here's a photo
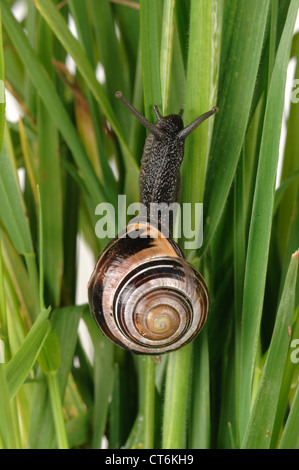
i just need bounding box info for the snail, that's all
[88,91,218,355]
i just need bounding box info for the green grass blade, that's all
[90,0,130,133]
[279,376,299,449]
[140,0,162,120]
[32,0,139,201]
[47,372,69,449]
[189,330,210,448]
[239,0,299,439]
[242,250,298,448]
[270,306,299,447]
[0,365,18,448]
[0,5,5,152]
[201,0,270,254]
[174,0,190,71]
[28,305,83,448]
[162,344,192,449]
[160,0,175,114]
[5,307,51,400]
[1,2,106,206]
[277,32,299,259]
[83,309,114,449]
[139,356,156,449]
[1,229,37,322]
[68,0,117,193]
[37,20,63,308]
[0,143,34,258]
[182,0,220,206]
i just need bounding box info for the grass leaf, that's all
[242,251,298,448]
[239,0,299,438]
[5,307,51,400]
[201,0,270,254]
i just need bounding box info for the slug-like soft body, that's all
[88,92,218,355]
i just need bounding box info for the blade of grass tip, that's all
[239,0,299,440]
[242,250,299,449]
[200,0,270,256]
[160,0,175,115]
[0,5,5,152]
[140,0,162,120]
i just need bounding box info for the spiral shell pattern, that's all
[88,219,209,354]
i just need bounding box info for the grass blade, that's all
[242,250,298,448]
[162,344,192,449]
[160,0,175,114]
[0,143,34,258]
[37,19,63,308]
[277,32,299,259]
[5,307,51,400]
[0,365,18,448]
[189,331,210,448]
[1,1,106,206]
[32,0,139,201]
[201,0,270,254]
[239,0,299,439]
[279,377,299,448]
[140,0,162,119]
[83,309,114,449]
[28,305,83,448]
[182,0,220,205]
[0,5,5,152]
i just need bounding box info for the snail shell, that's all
[88,219,209,355]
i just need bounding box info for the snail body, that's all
[88,92,218,354]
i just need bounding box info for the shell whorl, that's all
[88,219,209,355]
